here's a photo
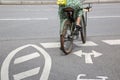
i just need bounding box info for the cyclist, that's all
[58,0,84,35]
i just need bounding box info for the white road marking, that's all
[14,52,40,64]
[77,74,108,80]
[0,18,48,21]
[89,16,120,19]
[40,42,60,48]
[102,39,120,45]
[13,67,40,80]
[40,41,98,48]
[1,44,52,80]
[73,50,102,64]
[74,41,98,47]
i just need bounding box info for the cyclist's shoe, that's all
[76,25,82,32]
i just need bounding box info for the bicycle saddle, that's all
[63,7,74,12]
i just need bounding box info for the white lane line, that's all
[88,16,120,19]
[0,18,48,21]
[102,39,120,45]
[40,41,98,48]
[74,41,98,47]
[13,67,40,80]
[14,52,40,64]
[40,42,60,48]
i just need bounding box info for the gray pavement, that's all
[0,3,120,80]
[0,3,120,40]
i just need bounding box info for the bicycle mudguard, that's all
[60,19,68,35]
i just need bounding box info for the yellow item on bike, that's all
[57,0,67,5]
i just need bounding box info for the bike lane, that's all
[0,36,120,80]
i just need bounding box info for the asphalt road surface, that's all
[0,3,120,80]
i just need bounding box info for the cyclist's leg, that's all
[73,10,83,36]
[75,9,83,28]
[76,16,81,26]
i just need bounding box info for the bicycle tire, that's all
[80,15,86,44]
[60,19,73,54]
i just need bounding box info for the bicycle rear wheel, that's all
[60,19,73,54]
[80,15,86,44]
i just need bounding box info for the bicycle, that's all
[60,4,91,55]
